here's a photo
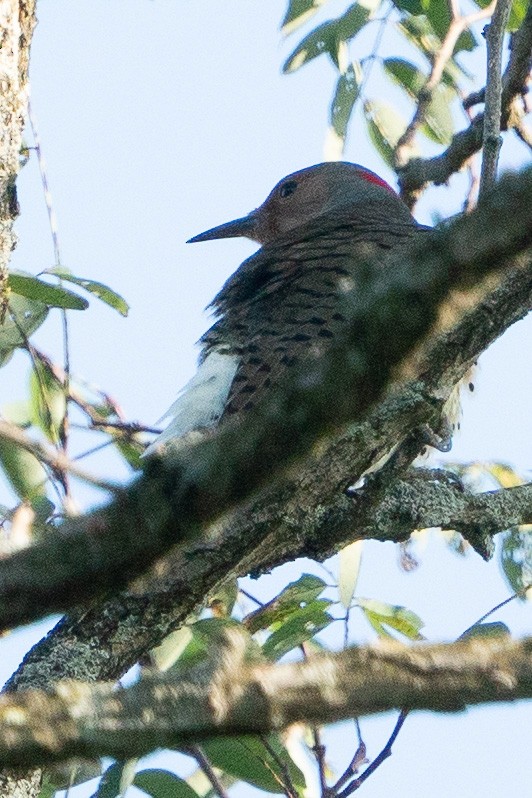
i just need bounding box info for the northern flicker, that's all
[145,161,432,455]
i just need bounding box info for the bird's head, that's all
[188,162,404,246]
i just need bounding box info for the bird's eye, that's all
[279,180,298,198]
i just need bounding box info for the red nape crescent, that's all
[356,167,396,194]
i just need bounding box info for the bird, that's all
[144,161,433,456]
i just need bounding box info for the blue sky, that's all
[0,2,530,796]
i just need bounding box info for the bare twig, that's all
[28,101,73,499]
[311,725,328,797]
[258,735,298,798]
[186,746,230,798]
[479,0,514,197]
[394,1,497,170]
[337,711,408,796]
[514,118,532,149]
[399,2,532,204]
[0,420,119,492]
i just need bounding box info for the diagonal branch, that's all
[0,168,530,633]
[395,1,497,170]
[399,2,532,206]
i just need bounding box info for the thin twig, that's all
[479,0,514,198]
[89,419,162,435]
[330,720,367,794]
[186,745,230,798]
[0,420,119,492]
[259,735,299,798]
[463,585,531,631]
[399,2,532,204]
[395,1,497,170]
[337,711,408,796]
[514,118,532,149]
[28,100,73,498]
[311,725,328,797]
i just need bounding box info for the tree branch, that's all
[0,635,529,767]
[0,0,36,318]
[0,421,119,492]
[479,0,514,197]
[395,1,497,170]
[0,167,529,634]
[399,3,532,205]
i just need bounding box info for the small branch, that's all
[514,118,532,149]
[258,735,298,798]
[0,637,529,767]
[399,2,532,204]
[186,746,230,798]
[337,711,408,796]
[395,2,497,169]
[344,472,532,560]
[0,420,120,492]
[479,0,514,198]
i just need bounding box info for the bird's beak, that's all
[187,210,259,243]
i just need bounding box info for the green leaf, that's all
[281,0,330,36]
[36,781,56,798]
[357,598,424,640]
[246,573,327,633]
[262,600,333,660]
[474,0,525,32]
[397,14,441,57]
[485,462,524,488]
[167,618,263,678]
[135,769,200,798]
[459,622,511,641]
[338,540,363,609]
[508,0,528,31]
[30,357,66,445]
[8,272,88,310]
[0,295,48,366]
[390,0,424,13]
[383,56,425,94]
[46,268,129,317]
[201,736,306,794]
[0,438,48,501]
[330,61,361,141]
[422,85,454,144]
[150,626,194,672]
[115,438,144,470]
[383,57,455,144]
[1,400,32,426]
[501,527,532,594]
[283,3,371,73]
[283,19,339,72]
[364,99,407,168]
[92,761,137,798]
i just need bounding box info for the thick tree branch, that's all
[2,168,531,721]
[399,3,532,205]
[0,167,530,634]
[317,470,532,560]
[0,635,529,767]
[0,0,35,314]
